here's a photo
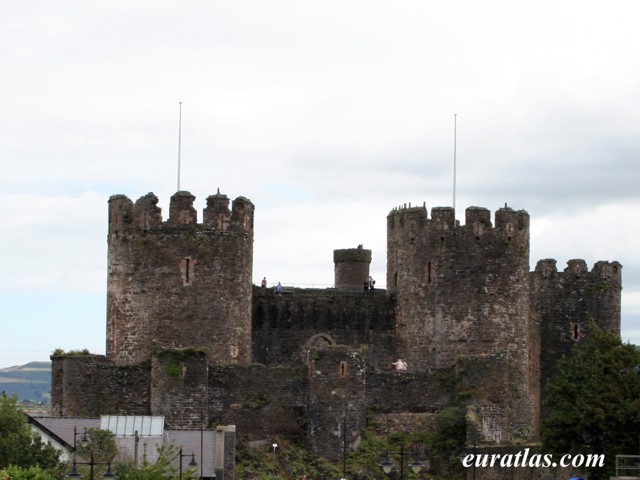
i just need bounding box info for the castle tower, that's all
[387,205,530,367]
[387,204,536,441]
[333,247,372,290]
[532,258,622,406]
[306,346,367,461]
[106,190,254,366]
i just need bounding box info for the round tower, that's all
[387,204,536,441]
[106,190,254,366]
[333,247,372,290]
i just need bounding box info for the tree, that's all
[0,465,56,480]
[0,394,59,470]
[75,428,119,464]
[114,444,198,480]
[542,324,640,479]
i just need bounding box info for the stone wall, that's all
[208,363,308,440]
[306,346,368,461]
[366,369,454,414]
[150,349,209,428]
[107,191,254,367]
[252,287,397,371]
[50,354,150,417]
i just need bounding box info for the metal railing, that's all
[616,454,640,477]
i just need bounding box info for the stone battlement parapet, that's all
[108,190,254,235]
[388,203,529,235]
[533,258,622,283]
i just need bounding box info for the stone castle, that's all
[51,190,622,463]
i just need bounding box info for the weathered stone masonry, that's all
[51,191,622,463]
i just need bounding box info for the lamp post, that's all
[67,455,116,479]
[178,447,198,480]
[379,444,427,480]
[332,415,354,480]
[331,416,347,479]
[67,427,117,480]
[272,443,278,480]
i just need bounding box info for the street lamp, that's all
[272,443,278,480]
[67,427,117,480]
[178,447,197,480]
[379,444,427,480]
[67,458,116,479]
[332,416,349,479]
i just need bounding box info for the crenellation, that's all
[465,206,492,228]
[593,260,622,282]
[230,196,254,231]
[430,206,456,229]
[534,258,557,278]
[565,258,588,276]
[494,207,529,234]
[168,190,197,225]
[108,194,134,235]
[203,190,230,229]
[133,193,162,230]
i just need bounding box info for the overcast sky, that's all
[1,1,639,368]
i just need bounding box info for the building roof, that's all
[27,416,100,449]
[27,415,221,478]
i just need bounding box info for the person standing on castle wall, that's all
[261,277,267,288]
[392,359,408,371]
[276,282,283,295]
[368,276,376,291]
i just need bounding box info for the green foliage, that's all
[431,406,467,474]
[0,394,60,470]
[542,324,640,480]
[346,415,464,480]
[235,437,338,480]
[114,443,198,480]
[51,349,91,357]
[245,392,271,407]
[163,360,183,377]
[76,428,119,464]
[235,409,466,480]
[0,465,56,480]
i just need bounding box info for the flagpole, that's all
[177,101,182,192]
[453,113,457,211]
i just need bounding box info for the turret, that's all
[333,247,372,290]
[533,258,622,404]
[106,190,254,367]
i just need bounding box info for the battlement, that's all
[533,258,622,283]
[387,203,529,238]
[108,190,254,235]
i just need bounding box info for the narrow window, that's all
[339,361,347,377]
[571,323,581,341]
[180,257,196,286]
[427,262,432,284]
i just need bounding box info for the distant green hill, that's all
[0,361,51,403]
